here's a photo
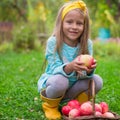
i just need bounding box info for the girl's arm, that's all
[45,37,75,77]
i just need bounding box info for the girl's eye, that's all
[66,20,73,24]
[77,22,83,25]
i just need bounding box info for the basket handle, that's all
[88,79,95,115]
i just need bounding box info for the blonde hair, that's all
[52,1,90,59]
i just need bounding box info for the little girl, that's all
[38,0,103,119]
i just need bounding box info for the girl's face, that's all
[62,9,84,47]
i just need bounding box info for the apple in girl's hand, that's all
[80,101,93,115]
[69,108,81,118]
[95,103,102,113]
[67,100,81,109]
[100,102,109,114]
[103,112,115,118]
[62,105,72,116]
[78,54,94,68]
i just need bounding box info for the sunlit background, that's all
[0,0,120,52]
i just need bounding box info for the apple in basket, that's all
[95,111,102,117]
[95,103,102,113]
[100,102,109,114]
[78,54,94,68]
[80,101,93,115]
[103,112,115,118]
[61,105,72,116]
[67,100,81,109]
[61,100,80,116]
[69,108,81,118]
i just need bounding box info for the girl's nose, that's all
[72,23,77,29]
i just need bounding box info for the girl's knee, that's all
[53,74,69,90]
[46,74,69,97]
[93,74,103,92]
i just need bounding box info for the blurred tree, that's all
[0,0,42,22]
[0,0,119,38]
[0,0,26,22]
[106,0,120,20]
[0,0,119,22]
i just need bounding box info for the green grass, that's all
[0,50,46,119]
[95,56,120,114]
[0,49,120,119]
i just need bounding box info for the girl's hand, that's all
[87,59,97,74]
[64,56,88,74]
[76,59,97,77]
[70,56,89,71]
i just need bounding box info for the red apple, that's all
[80,101,93,115]
[78,54,94,68]
[67,100,81,109]
[103,112,115,118]
[62,105,72,116]
[100,102,109,114]
[95,111,102,117]
[95,103,102,113]
[69,108,81,118]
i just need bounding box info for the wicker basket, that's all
[62,80,120,120]
[63,113,120,120]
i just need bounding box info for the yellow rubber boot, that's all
[40,90,63,120]
[76,92,90,104]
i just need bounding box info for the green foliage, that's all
[0,0,15,21]
[110,18,120,38]
[90,23,98,40]
[0,0,119,34]
[95,1,112,28]
[0,0,25,22]
[0,42,13,53]
[91,0,119,39]
[12,23,37,52]
[0,0,120,49]
[27,0,47,25]
[93,41,120,58]
[43,0,66,33]
[0,0,46,22]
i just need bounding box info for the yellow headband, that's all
[62,1,86,20]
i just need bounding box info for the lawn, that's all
[0,48,120,119]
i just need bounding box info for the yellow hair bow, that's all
[62,1,86,20]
